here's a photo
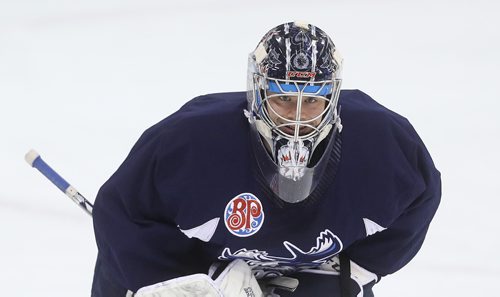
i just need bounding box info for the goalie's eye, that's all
[304,97,318,104]
[278,96,292,102]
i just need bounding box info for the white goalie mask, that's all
[245,22,343,203]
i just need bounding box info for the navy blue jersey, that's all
[91,90,441,296]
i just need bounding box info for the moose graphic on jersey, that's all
[219,229,343,278]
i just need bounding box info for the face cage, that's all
[251,74,342,143]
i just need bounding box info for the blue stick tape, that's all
[32,156,70,193]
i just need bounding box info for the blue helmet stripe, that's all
[268,81,332,96]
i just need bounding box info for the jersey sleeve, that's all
[92,124,212,294]
[345,123,441,278]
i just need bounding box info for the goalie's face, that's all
[266,91,328,137]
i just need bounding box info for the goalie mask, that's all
[245,21,343,203]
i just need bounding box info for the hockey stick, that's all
[24,149,93,216]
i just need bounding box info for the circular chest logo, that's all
[224,193,265,237]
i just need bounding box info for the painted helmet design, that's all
[245,21,343,203]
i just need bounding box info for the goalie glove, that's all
[133,259,263,297]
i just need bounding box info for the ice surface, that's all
[1,0,499,295]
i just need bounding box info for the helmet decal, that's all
[292,51,310,70]
[255,22,342,81]
[268,48,282,70]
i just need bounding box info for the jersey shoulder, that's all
[143,92,247,140]
[339,89,414,137]
[128,92,248,154]
[337,90,439,221]
[338,89,425,156]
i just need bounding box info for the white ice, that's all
[1,0,499,295]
